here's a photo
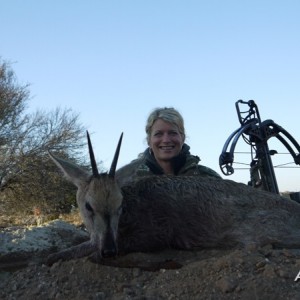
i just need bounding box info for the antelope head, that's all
[49,131,124,257]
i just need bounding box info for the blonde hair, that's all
[145,107,186,144]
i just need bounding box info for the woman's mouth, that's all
[159,146,174,151]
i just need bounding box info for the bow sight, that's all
[219,100,300,194]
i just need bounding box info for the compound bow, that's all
[219,100,300,194]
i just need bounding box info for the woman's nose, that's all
[161,133,172,142]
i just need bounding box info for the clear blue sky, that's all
[1,0,300,192]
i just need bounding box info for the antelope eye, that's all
[85,202,94,212]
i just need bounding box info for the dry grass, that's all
[0,208,83,228]
[59,208,83,226]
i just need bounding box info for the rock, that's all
[216,276,238,293]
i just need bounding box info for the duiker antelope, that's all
[47,132,300,265]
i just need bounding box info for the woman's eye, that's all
[85,202,94,212]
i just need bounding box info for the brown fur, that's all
[118,176,300,252]
[47,153,300,266]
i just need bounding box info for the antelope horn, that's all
[87,131,99,177]
[108,132,123,178]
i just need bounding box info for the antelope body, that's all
[47,132,300,265]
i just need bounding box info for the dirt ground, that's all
[1,220,300,300]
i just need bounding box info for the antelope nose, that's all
[101,227,118,257]
[101,248,117,258]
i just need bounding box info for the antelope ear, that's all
[49,151,90,188]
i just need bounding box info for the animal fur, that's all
[46,132,300,266]
[46,168,300,265]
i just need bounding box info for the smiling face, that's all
[148,119,185,168]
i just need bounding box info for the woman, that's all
[116,107,221,186]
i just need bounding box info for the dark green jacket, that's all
[116,143,222,186]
